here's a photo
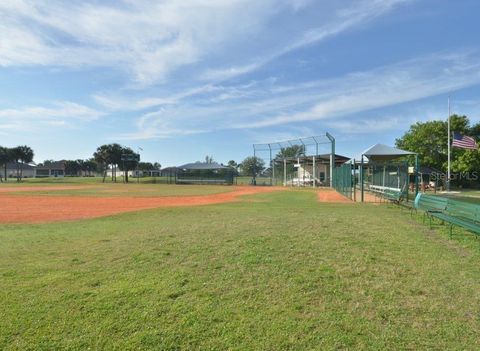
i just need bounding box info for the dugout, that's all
[357,143,419,202]
[252,134,337,187]
[176,162,234,185]
[276,154,350,187]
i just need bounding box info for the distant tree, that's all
[137,162,154,171]
[275,145,305,159]
[94,145,113,183]
[240,156,265,177]
[395,115,471,171]
[396,115,480,187]
[41,160,55,166]
[117,147,139,183]
[227,160,239,176]
[94,144,139,182]
[10,146,34,181]
[65,160,81,176]
[0,147,14,182]
[153,162,161,170]
[470,122,480,139]
[82,159,98,176]
[109,143,124,182]
[205,155,214,164]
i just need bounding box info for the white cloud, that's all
[0,0,298,85]
[201,0,412,81]
[119,51,480,140]
[0,102,104,132]
[0,0,413,86]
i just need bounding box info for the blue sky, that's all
[1,0,480,166]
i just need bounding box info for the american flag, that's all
[452,132,478,149]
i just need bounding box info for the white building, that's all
[0,162,36,179]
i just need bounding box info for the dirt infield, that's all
[317,188,352,203]
[0,187,280,224]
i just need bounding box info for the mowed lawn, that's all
[2,183,235,198]
[1,190,480,350]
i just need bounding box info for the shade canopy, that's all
[178,162,228,170]
[361,143,416,162]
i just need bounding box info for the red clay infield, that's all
[0,186,281,224]
[317,188,352,203]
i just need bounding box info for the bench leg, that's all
[449,224,453,239]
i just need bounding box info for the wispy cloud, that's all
[0,0,413,86]
[201,0,412,81]
[0,101,104,132]
[0,0,305,86]
[118,51,480,140]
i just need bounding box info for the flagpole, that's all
[447,96,451,192]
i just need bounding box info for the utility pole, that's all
[447,97,451,192]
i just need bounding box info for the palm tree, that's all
[12,146,34,181]
[10,146,23,182]
[94,145,111,183]
[109,143,124,182]
[0,147,11,182]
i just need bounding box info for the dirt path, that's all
[317,188,352,203]
[0,187,280,224]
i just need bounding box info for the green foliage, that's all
[0,147,15,181]
[275,145,305,159]
[137,162,154,171]
[94,144,142,183]
[240,156,265,176]
[6,145,34,181]
[396,115,480,178]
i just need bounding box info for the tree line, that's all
[93,143,160,183]
[0,145,34,182]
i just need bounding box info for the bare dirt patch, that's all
[317,188,352,203]
[0,187,280,224]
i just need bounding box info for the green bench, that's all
[414,193,480,237]
[383,188,405,203]
[369,185,406,203]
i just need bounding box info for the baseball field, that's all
[1,181,479,350]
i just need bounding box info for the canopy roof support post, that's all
[312,156,316,188]
[326,132,335,188]
[353,159,356,202]
[283,158,287,186]
[415,154,419,197]
[360,156,364,203]
[268,144,273,186]
[253,145,256,186]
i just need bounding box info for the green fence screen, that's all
[333,162,353,200]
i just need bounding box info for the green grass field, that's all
[1,187,480,350]
[4,183,235,198]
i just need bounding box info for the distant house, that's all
[143,170,161,177]
[160,167,178,176]
[105,169,162,178]
[36,161,66,178]
[105,169,124,178]
[131,169,162,177]
[0,162,36,179]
